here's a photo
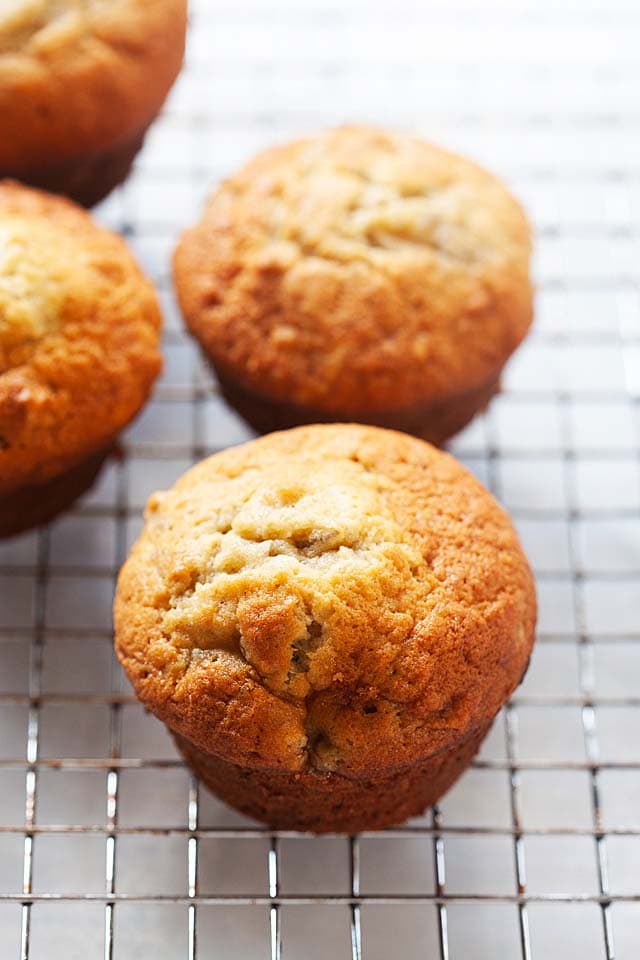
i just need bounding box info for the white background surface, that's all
[1,0,640,956]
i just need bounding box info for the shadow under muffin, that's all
[173,721,492,833]
[214,364,500,446]
[0,446,113,539]
[5,128,149,210]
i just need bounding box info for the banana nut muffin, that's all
[0,0,187,206]
[173,125,533,444]
[0,181,161,536]
[115,423,536,833]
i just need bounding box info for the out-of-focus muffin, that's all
[115,424,536,833]
[0,0,187,206]
[0,181,161,535]
[174,125,533,444]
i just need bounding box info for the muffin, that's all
[0,0,187,207]
[114,423,536,833]
[173,125,533,445]
[0,181,161,536]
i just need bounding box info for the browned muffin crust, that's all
[174,126,533,438]
[0,0,187,205]
[115,424,536,829]
[0,181,161,503]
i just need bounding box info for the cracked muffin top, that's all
[174,125,533,414]
[115,424,536,777]
[0,181,161,494]
[0,0,186,169]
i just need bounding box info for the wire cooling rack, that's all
[2,0,640,957]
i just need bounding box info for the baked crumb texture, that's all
[0,181,161,499]
[174,125,533,439]
[115,424,536,831]
[0,0,187,204]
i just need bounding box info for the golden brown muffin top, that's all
[0,0,186,168]
[174,125,533,414]
[115,424,536,777]
[0,181,161,493]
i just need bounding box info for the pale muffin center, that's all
[156,459,429,701]
[0,0,97,51]
[0,218,65,373]
[275,175,488,266]
[261,133,513,268]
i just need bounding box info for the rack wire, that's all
[1,0,640,956]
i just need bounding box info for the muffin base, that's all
[0,448,111,539]
[173,720,491,833]
[1,125,149,208]
[214,367,500,447]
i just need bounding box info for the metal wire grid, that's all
[1,0,640,957]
